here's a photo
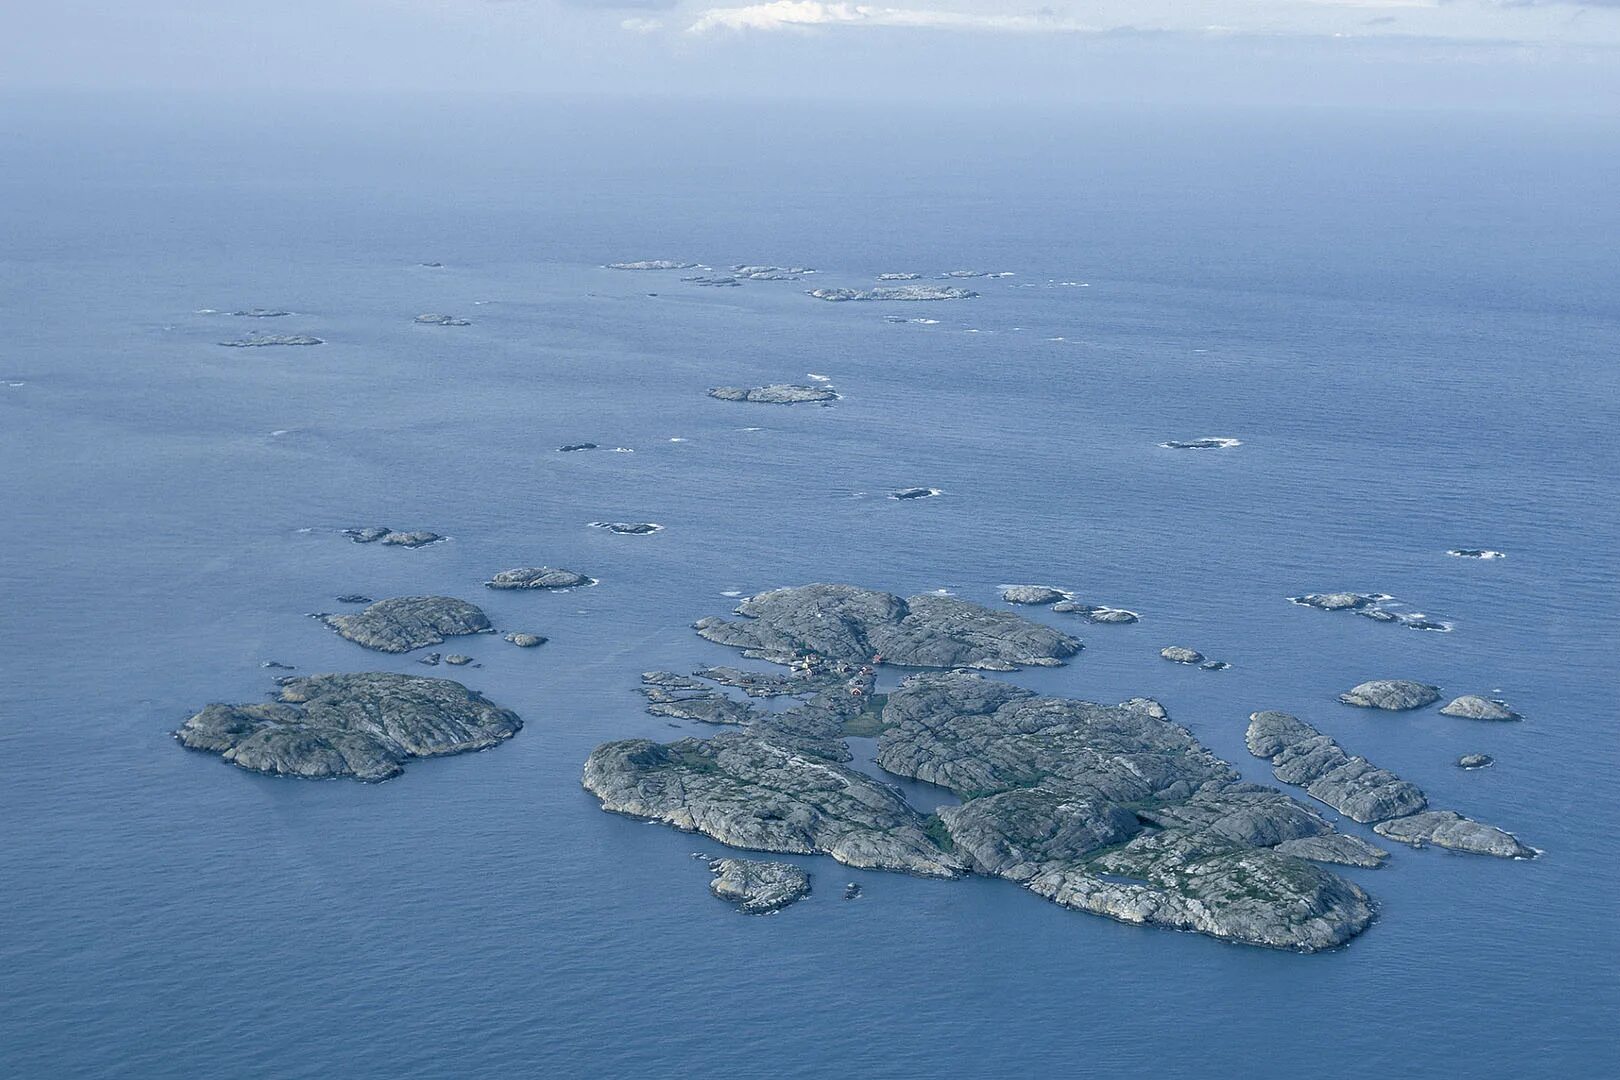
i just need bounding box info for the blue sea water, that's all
[2,95,1618,1078]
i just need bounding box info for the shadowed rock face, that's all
[693,584,1080,671]
[1247,710,1531,858]
[175,672,521,781]
[486,567,593,590]
[708,858,810,913]
[708,385,838,404]
[320,596,491,653]
[1339,680,1441,711]
[875,673,1372,951]
[1440,695,1520,721]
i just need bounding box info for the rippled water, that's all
[3,96,1618,1078]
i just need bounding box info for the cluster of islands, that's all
[179,263,1529,945]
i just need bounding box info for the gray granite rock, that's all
[1160,437,1240,450]
[1457,754,1494,770]
[583,732,965,877]
[175,672,520,781]
[876,673,1372,951]
[319,596,491,653]
[645,693,765,727]
[413,313,470,326]
[444,655,473,666]
[1001,585,1065,606]
[589,521,662,535]
[707,858,811,913]
[608,260,700,270]
[505,632,546,648]
[1292,592,1374,611]
[343,527,443,547]
[1050,601,1139,624]
[1373,811,1534,859]
[1246,710,1427,823]
[1339,680,1441,711]
[558,443,598,452]
[1272,834,1389,868]
[219,333,323,347]
[809,286,977,302]
[1160,646,1205,665]
[486,567,594,590]
[693,584,1080,670]
[1440,695,1520,721]
[708,384,838,404]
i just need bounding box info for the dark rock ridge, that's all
[692,584,1080,671]
[344,527,444,547]
[890,487,940,500]
[1000,584,1138,624]
[708,858,811,913]
[414,313,470,326]
[229,308,292,317]
[1339,680,1441,711]
[319,596,492,653]
[558,443,598,452]
[175,672,520,781]
[1447,549,1505,559]
[1440,695,1519,721]
[871,673,1374,950]
[335,594,372,604]
[589,521,663,535]
[810,286,977,302]
[219,334,323,347]
[1247,710,1532,858]
[486,567,594,590]
[708,384,838,404]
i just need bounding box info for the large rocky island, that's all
[584,585,1391,952]
[176,672,522,781]
[319,596,492,652]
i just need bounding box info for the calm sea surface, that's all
[2,96,1617,1078]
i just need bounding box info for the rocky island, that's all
[1161,437,1242,450]
[319,596,492,652]
[1000,584,1138,624]
[1247,710,1531,858]
[1338,680,1441,711]
[608,260,701,270]
[1289,593,1451,632]
[175,672,521,781]
[486,567,594,590]
[344,527,444,547]
[219,334,323,347]
[589,521,663,535]
[708,384,839,404]
[414,313,471,326]
[809,286,977,302]
[1440,695,1520,720]
[707,858,811,913]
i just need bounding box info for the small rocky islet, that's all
[219,333,324,347]
[1338,680,1442,711]
[810,285,977,302]
[414,313,471,326]
[707,858,811,914]
[1289,592,1451,632]
[486,567,594,590]
[1001,584,1139,624]
[343,527,444,547]
[175,672,521,781]
[318,595,492,653]
[708,384,838,405]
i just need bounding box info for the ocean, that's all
[2,94,1617,1078]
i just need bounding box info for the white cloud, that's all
[685,2,1097,34]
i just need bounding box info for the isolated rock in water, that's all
[583,732,966,877]
[608,260,701,270]
[418,653,441,666]
[1161,437,1241,450]
[1292,592,1373,611]
[877,673,1373,951]
[1272,834,1389,869]
[1339,680,1441,711]
[175,672,521,781]
[809,286,977,302]
[229,308,291,318]
[1447,549,1505,559]
[219,334,323,347]
[505,632,546,648]
[890,487,940,501]
[320,596,491,653]
[1246,710,1427,823]
[1458,754,1494,770]
[486,567,593,590]
[877,272,921,281]
[1050,600,1139,624]
[414,313,471,326]
[444,655,473,666]
[558,443,598,452]
[1160,646,1205,665]
[1002,585,1065,606]
[589,521,662,535]
[335,594,372,604]
[707,858,811,913]
[343,527,442,547]
[380,530,443,548]
[694,584,1080,670]
[1373,811,1534,859]
[1248,710,1530,857]
[1440,695,1520,721]
[708,384,838,404]
[684,275,740,287]
[731,265,814,280]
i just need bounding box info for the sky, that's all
[4,0,1620,112]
